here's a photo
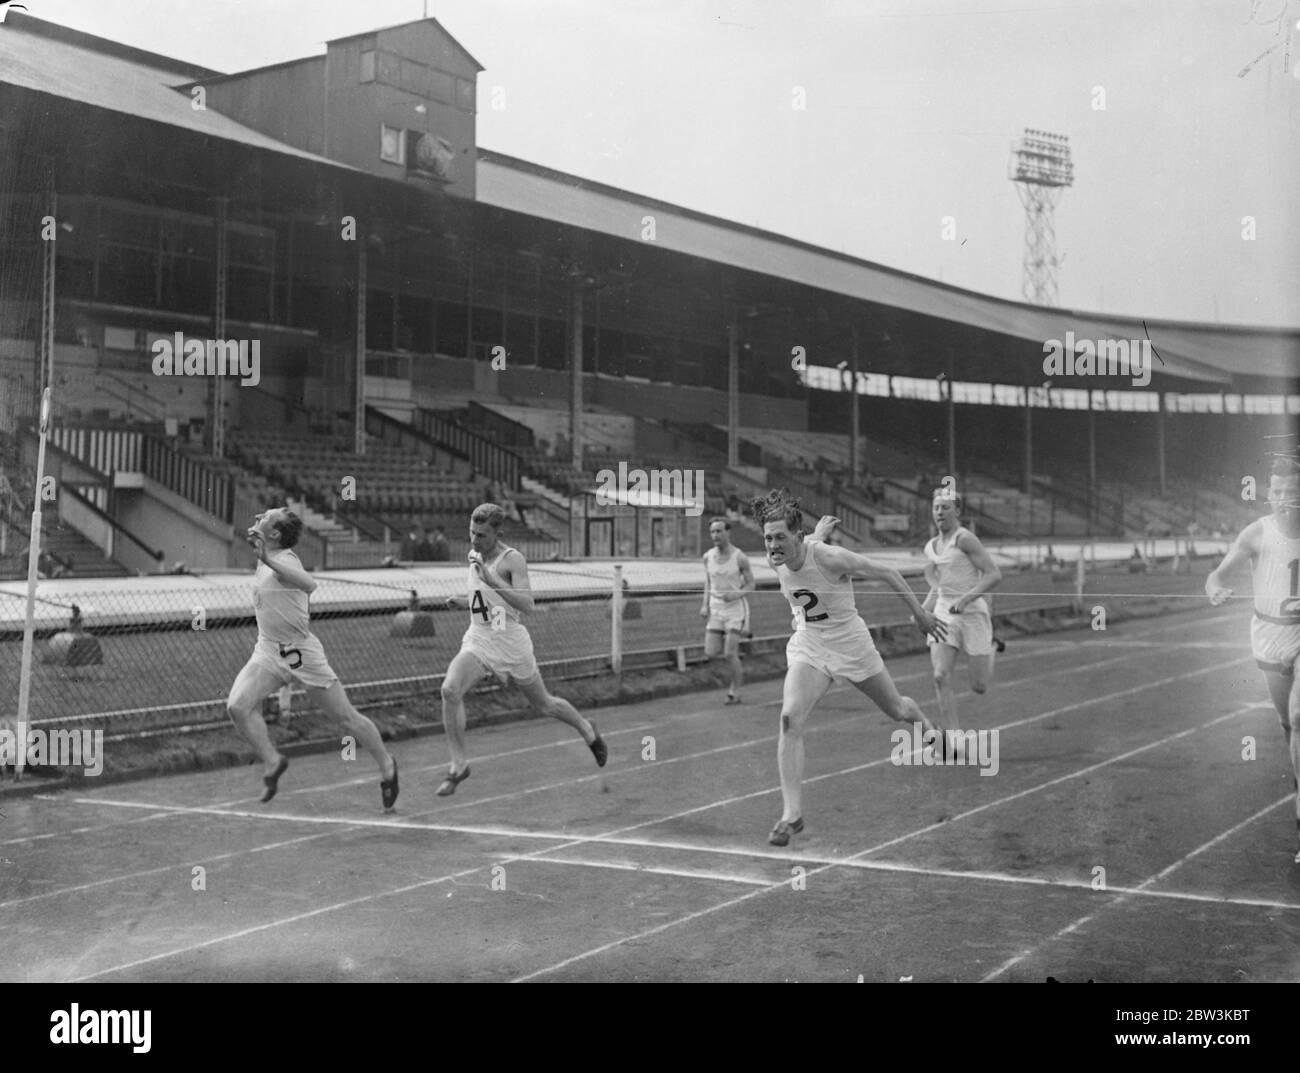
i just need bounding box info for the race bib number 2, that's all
[791,590,828,631]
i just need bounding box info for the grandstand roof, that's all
[478,152,1298,387]
[0,12,358,172]
[1,12,1292,389]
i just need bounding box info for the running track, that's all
[2,601,1297,982]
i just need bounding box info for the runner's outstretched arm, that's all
[1206,522,1259,605]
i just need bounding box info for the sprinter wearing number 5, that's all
[436,502,607,796]
[226,507,399,809]
[1206,456,1300,863]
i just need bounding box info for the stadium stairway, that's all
[0,513,130,580]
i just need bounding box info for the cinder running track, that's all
[3,602,1297,982]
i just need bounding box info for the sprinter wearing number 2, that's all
[1206,456,1300,863]
[436,502,607,797]
[753,489,947,848]
[226,507,399,809]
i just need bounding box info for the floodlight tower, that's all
[1008,129,1073,306]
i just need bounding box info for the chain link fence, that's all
[0,550,1216,766]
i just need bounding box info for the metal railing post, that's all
[611,563,623,680]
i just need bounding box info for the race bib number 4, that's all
[471,590,509,630]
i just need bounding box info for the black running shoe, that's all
[994,635,1007,654]
[381,757,399,811]
[768,817,804,846]
[436,765,471,797]
[589,722,608,767]
[261,756,289,803]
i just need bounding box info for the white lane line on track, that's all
[980,793,1295,982]
[1081,641,1244,649]
[0,726,647,847]
[510,687,1258,982]
[67,863,496,982]
[500,837,1300,913]
[0,830,344,911]
[513,856,772,887]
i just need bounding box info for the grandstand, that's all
[0,7,1293,577]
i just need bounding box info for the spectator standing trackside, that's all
[413,528,435,562]
[400,528,420,561]
[430,527,450,561]
[726,492,742,523]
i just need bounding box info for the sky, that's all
[10,0,1300,330]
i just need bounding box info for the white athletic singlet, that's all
[1253,516,1300,624]
[466,544,523,631]
[705,546,749,615]
[925,526,988,613]
[253,550,311,643]
[777,540,861,639]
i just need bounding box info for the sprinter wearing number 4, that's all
[1206,456,1300,863]
[437,502,607,796]
[226,508,399,809]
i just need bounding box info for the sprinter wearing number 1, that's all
[436,502,607,796]
[226,507,399,809]
[1206,456,1300,863]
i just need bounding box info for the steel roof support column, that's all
[727,317,739,470]
[355,237,367,456]
[849,322,860,486]
[569,272,584,472]
[211,195,227,459]
[946,346,956,481]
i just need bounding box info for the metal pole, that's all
[849,323,860,486]
[611,563,623,679]
[569,274,584,472]
[212,197,227,458]
[38,163,56,400]
[1023,384,1033,495]
[15,388,53,779]
[355,239,367,455]
[1087,395,1096,535]
[1156,390,1166,497]
[946,346,956,480]
[727,318,739,469]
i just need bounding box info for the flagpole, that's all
[15,387,52,779]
